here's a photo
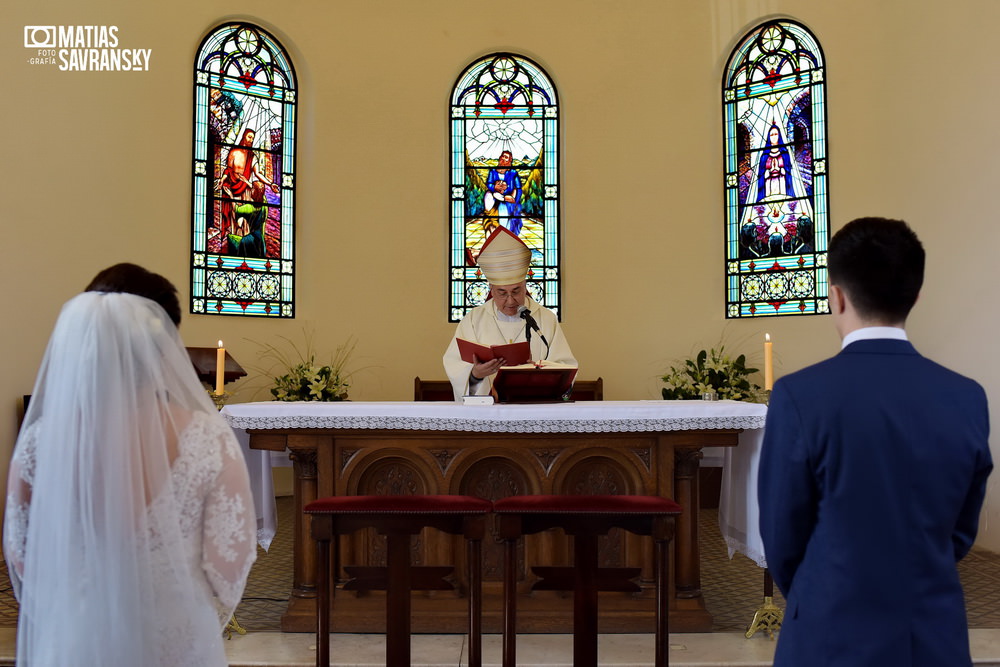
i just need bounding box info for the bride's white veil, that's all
[9,291,228,665]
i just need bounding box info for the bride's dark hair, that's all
[85,263,181,326]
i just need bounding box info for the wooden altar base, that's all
[244,415,747,635]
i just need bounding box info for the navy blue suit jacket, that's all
[759,339,992,666]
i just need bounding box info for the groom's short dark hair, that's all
[828,217,924,323]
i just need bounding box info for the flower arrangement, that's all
[661,346,760,401]
[254,331,356,402]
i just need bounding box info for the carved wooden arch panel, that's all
[552,448,642,495]
[557,453,638,569]
[458,455,533,582]
[343,449,436,496]
[560,455,634,496]
[350,455,433,568]
[357,456,430,496]
[456,455,534,499]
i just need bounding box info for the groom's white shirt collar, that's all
[841,326,908,350]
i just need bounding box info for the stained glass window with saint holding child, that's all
[449,53,561,322]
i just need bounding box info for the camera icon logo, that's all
[24,26,57,48]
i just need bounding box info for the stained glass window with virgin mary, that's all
[723,19,829,318]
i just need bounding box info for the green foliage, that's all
[253,330,356,402]
[661,346,760,401]
[270,358,350,402]
[520,164,544,217]
[465,169,485,216]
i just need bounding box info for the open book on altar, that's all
[457,338,531,366]
[491,361,579,404]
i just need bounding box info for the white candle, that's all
[216,340,226,395]
[764,333,774,391]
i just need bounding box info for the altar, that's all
[222,400,767,633]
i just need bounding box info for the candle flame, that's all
[218,340,224,348]
[765,333,771,342]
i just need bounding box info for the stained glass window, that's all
[723,20,829,318]
[191,23,297,317]
[449,54,560,322]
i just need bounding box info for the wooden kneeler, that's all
[305,495,491,667]
[494,495,682,667]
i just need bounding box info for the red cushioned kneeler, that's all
[305,495,491,667]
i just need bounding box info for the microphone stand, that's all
[519,306,550,361]
[533,325,551,362]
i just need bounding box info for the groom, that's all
[758,217,992,666]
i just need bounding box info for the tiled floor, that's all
[217,629,1000,666]
[0,627,997,666]
[2,498,1000,665]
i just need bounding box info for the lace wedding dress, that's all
[3,292,257,666]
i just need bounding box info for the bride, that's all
[4,263,257,666]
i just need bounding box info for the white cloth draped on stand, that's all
[232,429,279,551]
[718,429,768,567]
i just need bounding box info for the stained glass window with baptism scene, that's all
[723,19,829,318]
[191,22,297,317]
[449,53,561,322]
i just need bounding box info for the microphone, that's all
[517,305,541,334]
[517,305,550,359]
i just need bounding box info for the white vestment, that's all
[443,295,577,400]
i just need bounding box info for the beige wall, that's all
[4,0,1000,548]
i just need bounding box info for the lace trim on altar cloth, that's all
[224,414,767,433]
[722,528,768,568]
[256,527,273,552]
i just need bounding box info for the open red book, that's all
[491,362,578,403]
[456,338,531,366]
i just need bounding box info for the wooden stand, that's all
[186,347,246,386]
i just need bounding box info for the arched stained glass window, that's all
[191,23,297,318]
[449,54,561,322]
[723,20,829,318]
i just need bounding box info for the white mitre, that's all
[477,227,531,285]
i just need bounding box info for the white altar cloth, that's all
[222,399,766,432]
[222,400,768,557]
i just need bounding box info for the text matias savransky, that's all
[24,25,152,72]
